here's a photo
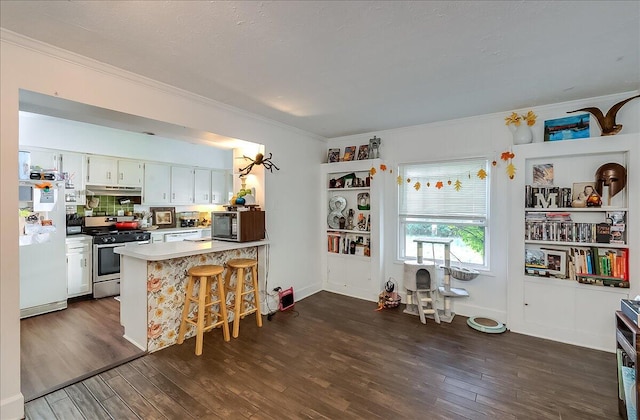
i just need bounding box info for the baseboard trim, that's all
[1,392,25,420]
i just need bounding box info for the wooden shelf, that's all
[616,311,639,419]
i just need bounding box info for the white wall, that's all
[19,112,233,169]
[1,31,325,419]
[328,91,640,323]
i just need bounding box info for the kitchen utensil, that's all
[85,195,99,210]
[115,221,139,230]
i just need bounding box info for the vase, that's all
[512,124,533,145]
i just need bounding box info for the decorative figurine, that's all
[238,152,280,177]
[369,136,381,159]
[567,94,640,136]
[346,209,355,230]
[595,162,627,206]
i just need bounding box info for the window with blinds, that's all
[398,158,489,267]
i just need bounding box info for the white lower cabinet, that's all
[66,236,92,298]
[151,232,165,243]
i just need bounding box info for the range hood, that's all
[85,185,142,197]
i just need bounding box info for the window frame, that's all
[396,158,490,269]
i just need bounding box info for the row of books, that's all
[525,185,572,208]
[525,221,623,244]
[327,232,370,256]
[569,247,629,280]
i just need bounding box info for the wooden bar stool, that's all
[177,264,230,355]
[224,258,262,338]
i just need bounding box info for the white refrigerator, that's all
[19,180,68,318]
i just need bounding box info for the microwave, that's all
[211,210,265,242]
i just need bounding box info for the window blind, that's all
[399,159,488,219]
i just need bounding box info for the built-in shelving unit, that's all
[321,158,383,301]
[507,133,639,352]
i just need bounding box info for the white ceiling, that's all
[1,1,639,139]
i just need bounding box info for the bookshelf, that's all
[508,133,639,351]
[616,311,639,419]
[321,158,384,301]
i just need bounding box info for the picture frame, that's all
[532,163,554,186]
[151,207,176,229]
[343,146,356,161]
[357,192,370,210]
[357,144,369,160]
[525,248,546,269]
[572,182,600,206]
[544,249,567,278]
[328,148,340,163]
[544,114,590,142]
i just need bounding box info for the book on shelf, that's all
[569,246,629,282]
[525,185,572,208]
[343,146,356,161]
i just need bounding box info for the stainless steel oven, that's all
[85,217,150,298]
[93,239,149,298]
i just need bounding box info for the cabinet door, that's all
[67,249,91,298]
[211,169,229,205]
[143,163,171,204]
[117,160,143,187]
[60,152,86,205]
[27,148,60,172]
[151,232,164,243]
[171,166,194,204]
[86,156,117,185]
[523,280,574,330]
[194,169,211,204]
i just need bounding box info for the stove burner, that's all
[85,228,151,244]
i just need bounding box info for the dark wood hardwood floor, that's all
[25,291,619,419]
[21,297,145,402]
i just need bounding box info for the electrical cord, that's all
[262,229,279,320]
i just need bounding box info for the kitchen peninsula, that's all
[115,240,268,352]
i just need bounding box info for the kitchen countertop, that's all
[147,226,210,234]
[65,234,93,240]
[114,239,268,261]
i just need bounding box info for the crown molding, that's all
[0,28,327,143]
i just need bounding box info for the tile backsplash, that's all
[75,195,135,216]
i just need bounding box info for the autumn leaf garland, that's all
[368,151,516,193]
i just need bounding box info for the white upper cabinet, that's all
[170,166,194,204]
[60,152,86,205]
[86,156,143,186]
[194,169,212,204]
[25,148,60,172]
[86,155,116,185]
[117,160,143,187]
[211,169,229,205]
[143,162,171,204]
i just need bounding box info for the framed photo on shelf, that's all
[343,146,356,161]
[544,249,567,278]
[572,182,600,206]
[544,114,590,142]
[357,144,369,160]
[532,163,554,186]
[525,249,546,269]
[151,207,176,229]
[328,148,340,163]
